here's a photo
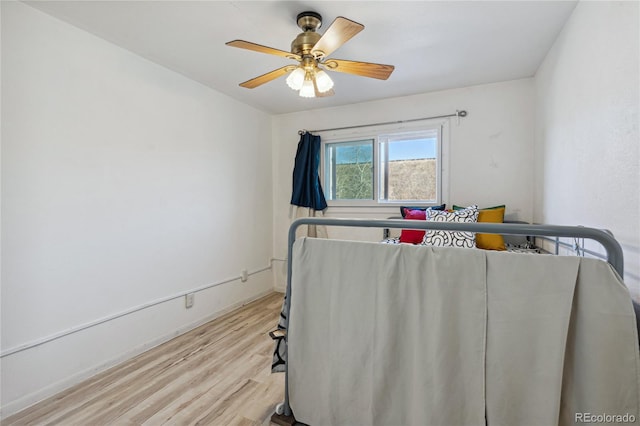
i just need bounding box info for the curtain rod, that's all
[298,110,467,135]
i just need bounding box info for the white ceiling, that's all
[24,0,577,115]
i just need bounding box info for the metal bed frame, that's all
[536,233,615,259]
[273,217,625,423]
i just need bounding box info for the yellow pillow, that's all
[476,207,506,250]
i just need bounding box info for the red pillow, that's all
[400,208,427,244]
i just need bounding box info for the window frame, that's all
[319,120,449,208]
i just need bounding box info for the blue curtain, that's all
[291,132,327,210]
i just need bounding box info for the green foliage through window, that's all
[325,140,373,200]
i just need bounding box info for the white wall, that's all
[1,2,273,417]
[272,79,535,290]
[534,1,639,295]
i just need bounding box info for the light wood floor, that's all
[4,292,285,426]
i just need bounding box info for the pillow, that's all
[453,205,506,251]
[423,205,479,248]
[452,204,504,211]
[399,208,427,244]
[476,207,506,250]
[399,204,446,218]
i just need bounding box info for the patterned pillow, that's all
[423,205,479,248]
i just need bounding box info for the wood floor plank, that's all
[4,292,285,426]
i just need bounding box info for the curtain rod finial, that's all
[455,110,467,125]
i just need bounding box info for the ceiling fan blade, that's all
[323,59,395,80]
[226,40,301,61]
[311,17,364,59]
[239,66,296,89]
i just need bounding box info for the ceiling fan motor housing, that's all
[292,12,323,56]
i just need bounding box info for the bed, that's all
[271,217,638,426]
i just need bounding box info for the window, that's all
[321,123,446,207]
[324,139,374,200]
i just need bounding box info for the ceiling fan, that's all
[226,11,395,98]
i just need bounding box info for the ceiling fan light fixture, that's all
[314,69,334,93]
[299,78,315,98]
[286,67,306,90]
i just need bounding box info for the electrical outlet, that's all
[185,293,195,309]
[241,269,248,282]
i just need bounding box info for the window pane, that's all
[325,140,373,200]
[381,133,438,202]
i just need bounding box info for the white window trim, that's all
[319,119,450,209]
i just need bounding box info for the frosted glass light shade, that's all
[286,68,306,90]
[315,70,334,93]
[299,79,315,98]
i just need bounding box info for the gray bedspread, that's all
[287,238,639,425]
